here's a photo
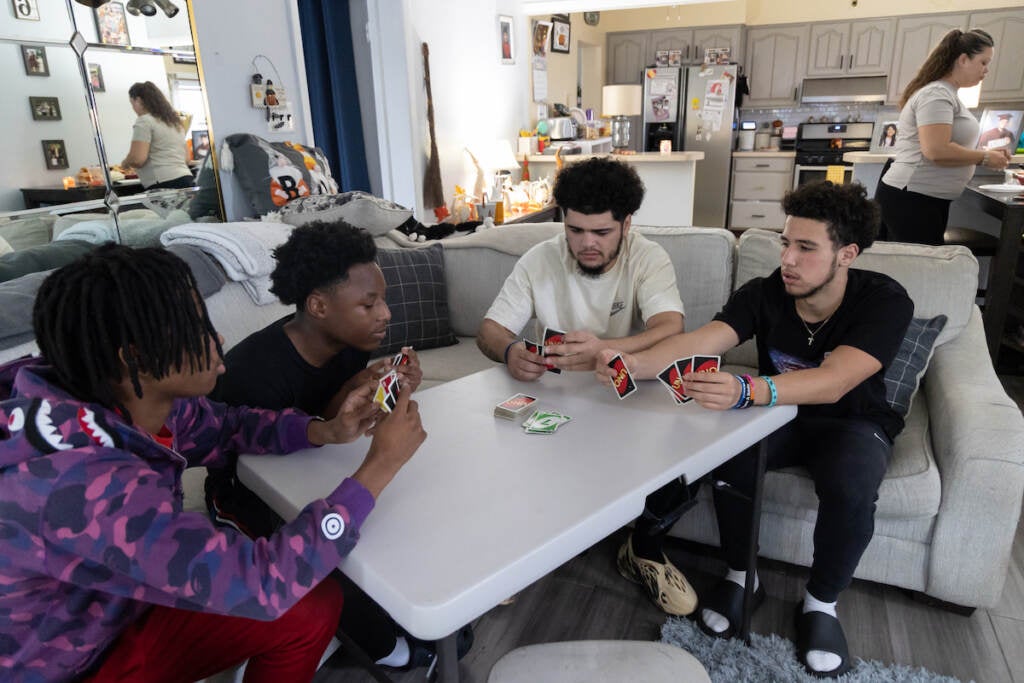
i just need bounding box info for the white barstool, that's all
[487,640,711,683]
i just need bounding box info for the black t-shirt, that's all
[211,315,371,416]
[714,268,913,440]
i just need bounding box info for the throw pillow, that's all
[376,244,457,356]
[274,191,413,236]
[223,133,315,215]
[883,315,947,416]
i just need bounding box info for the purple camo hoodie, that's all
[0,357,375,682]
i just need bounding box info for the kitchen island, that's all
[526,151,704,227]
[843,151,1024,196]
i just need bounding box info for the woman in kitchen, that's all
[874,28,1010,245]
[120,81,195,190]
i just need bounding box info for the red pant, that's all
[84,578,343,683]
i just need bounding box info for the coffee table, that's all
[238,367,796,681]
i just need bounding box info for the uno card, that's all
[494,392,538,420]
[374,370,400,413]
[657,361,690,404]
[607,353,638,400]
[391,348,411,367]
[524,339,542,356]
[676,356,695,377]
[541,327,566,374]
[692,355,721,374]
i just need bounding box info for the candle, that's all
[659,140,672,154]
[62,176,76,190]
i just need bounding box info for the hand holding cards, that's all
[656,355,719,405]
[607,353,638,399]
[541,327,566,374]
[374,369,400,413]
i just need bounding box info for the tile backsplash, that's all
[738,103,898,128]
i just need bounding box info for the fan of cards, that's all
[373,350,411,413]
[522,326,567,374]
[656,355,720,404]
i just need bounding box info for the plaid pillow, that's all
[883,315,947,416]
[376,245,457,355]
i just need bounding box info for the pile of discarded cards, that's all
[521,409,572,434]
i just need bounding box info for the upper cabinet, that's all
[606,25,744,84]
[969,9,1024,102]
[744,25,809,106]
[807,19,895,77]
[649,28,692,64]
[691,26,744,66]
[888,14,968,104]
[606,31,648,84]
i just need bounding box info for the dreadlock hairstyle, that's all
[128,81,182,130]
[900,28,994,108]
[32,244,222,417]
[269,220,377,311]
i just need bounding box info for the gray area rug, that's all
[661,617,971,683]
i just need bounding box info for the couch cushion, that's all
[0,270,51,349]
[271,192,413,235]
[884,315,946,416]
[0,215,53,251]
[0,240,95,284]
[223,134,337,215]
[377,245,457,356]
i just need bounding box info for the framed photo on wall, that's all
[42,139,68,170]
[532,20,551,57]
[20,44,48,76]
[498,15,514,65]
[29,96,61,121]
[192,130,210,160]
[11,0,40,21]
[550,18,570,54]
[95,2,130,46]
[976,109,1024,153]
[88,63,105,92]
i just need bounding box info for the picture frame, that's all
[655,50,669,67]
[191,129,210,160]
[871,120,899,153]
[88,63,105,92]
[11,0,40,21]
[532,20,551,57]
[42,139,68,170]
[29,96,61,121]
[976,109,1024,153]
[550,18,570,54]
[668,49,682,67]
[94,1,130,46]
[498,14,514,65]
[20,44,48,77]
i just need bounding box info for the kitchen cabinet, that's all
[650,29,693,64]
[744,25,809,106]
[606,32,648,84]
[606,25,744,83]
[729,154,795,231]
[806,19,894,77]
[887,13,968,104]
[969,9,1024,102]
[691,26,744,66]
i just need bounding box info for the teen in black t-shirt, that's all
[597,181,912,678]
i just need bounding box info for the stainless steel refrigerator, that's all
[642,64,739,228]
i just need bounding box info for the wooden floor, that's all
[314,377,1024,683]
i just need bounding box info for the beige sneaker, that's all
[617,535,698,616]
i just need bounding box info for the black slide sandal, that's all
[794,605,852,678]
[696,579,765,640]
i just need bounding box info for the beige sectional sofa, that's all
[2,222,1021,611]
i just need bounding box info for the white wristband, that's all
[981,151,989,167]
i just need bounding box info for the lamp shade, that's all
[602,85,642,117]
[958,84,981,108]
[471,140,520,172]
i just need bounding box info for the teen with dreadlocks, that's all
[0,244,425,682]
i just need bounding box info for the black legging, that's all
[712,416,891,603]
[144,174,195,191]
[874,159,952,246]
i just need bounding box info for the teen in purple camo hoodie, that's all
[0,245,424,682]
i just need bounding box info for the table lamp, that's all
[602,84,642,152]
[470,140,521,200]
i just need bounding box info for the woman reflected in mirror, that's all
[121,81,195,190]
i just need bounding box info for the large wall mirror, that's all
[0,0,219,269]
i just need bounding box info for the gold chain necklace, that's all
[799,310,836,347]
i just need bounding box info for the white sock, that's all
[802,590,841,672]
[701,570,759,634]
[375,636,410,667]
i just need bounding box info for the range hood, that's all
[801,76,887,104]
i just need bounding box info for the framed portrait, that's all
[29,96,61,121]
[88,63,105,92]
[42,139,68,170]
[871,120,899,153]
[191,129,210,160]
[532,20,551,57]
[11,0,40,21]
[20,44,48,77]
[95,2,130,46]
[550,18,570,54]
[976,109,1024,153]
[668,49,682,67]
[498,15,514,65]
[655,50,669,67]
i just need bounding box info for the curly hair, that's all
[128,81,182,130]
[900,28,993,108]
[33,244,221,416]
[270,220,378,310]
[782,181,879,252]
[552,157,645,221]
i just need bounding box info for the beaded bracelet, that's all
[761,375,778,407]
[741,374,756,408]
[503,340,519,365]
[731,374,749,410]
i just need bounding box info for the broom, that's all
[421,43,447,220]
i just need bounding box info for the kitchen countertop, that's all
[845,151,1024,163]
[732,151,795,158]
[526,151,704,164]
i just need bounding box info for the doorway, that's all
[577,42,602,114]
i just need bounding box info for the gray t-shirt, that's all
[130,113,191,188]
[881,80,979,200]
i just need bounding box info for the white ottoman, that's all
[487,640,711,683]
